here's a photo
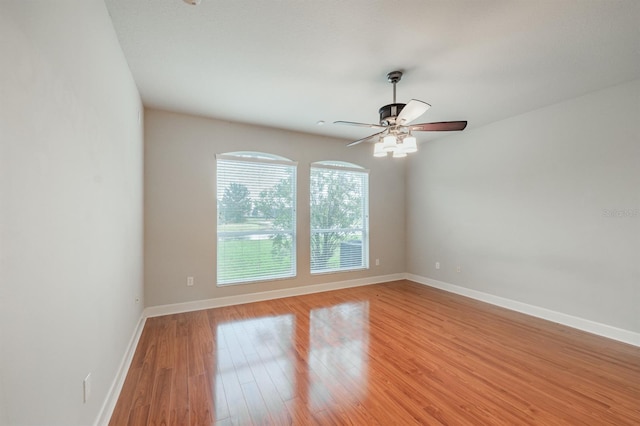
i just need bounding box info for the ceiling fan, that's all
[335,71,467,157]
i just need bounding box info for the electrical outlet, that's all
[435,262,440,270]
[375,259,380,266]
[83,373,92,403]
[187,276,194,286]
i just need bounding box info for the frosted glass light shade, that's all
[373,142,386,157]
[382,134,397,152]
[403,136,417,153]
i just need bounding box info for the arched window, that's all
[310,161,369,273]
[216,152,297,285]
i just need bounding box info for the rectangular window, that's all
[310,162,369,274]
[216,153,297,285]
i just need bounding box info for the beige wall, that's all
[0,1,143,424]
[406,79,640,333]
[144,109,406,307]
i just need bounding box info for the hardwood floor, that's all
[109,280,640,425]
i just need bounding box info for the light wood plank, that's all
[110,280,640,425]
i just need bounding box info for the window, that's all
[310,161,369,274]
[216,152,297,285]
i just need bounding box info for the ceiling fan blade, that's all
[410,121,468,132]
[396,99,431,125]
[346,130,385,147]
[334,120,385,129]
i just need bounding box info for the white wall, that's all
[0,1,143,425]
[0,377,5,426]
[144,109,405,307]
[407,79,640,334]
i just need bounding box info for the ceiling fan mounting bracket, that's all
[387,71,403,84]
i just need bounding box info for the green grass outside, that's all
[218,237,344,283]
[218,238,293,283]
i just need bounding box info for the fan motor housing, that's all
[379,103,406,126]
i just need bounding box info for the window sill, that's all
[216,274,296,287]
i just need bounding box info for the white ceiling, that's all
[105,0,640,144]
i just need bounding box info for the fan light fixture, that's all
[373,142,386,157]
[374,131,416,158]
[403,135,417,153]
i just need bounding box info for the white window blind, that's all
[216,152,297,285]
[310,161,369,274]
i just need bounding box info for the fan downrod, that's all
[380,71,405,126]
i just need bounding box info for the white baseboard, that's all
[97,272,637,425]
[406,274,640,347]
[144,273,406,318]
[95,313,147,426]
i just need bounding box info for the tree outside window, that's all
[310,162,369,273]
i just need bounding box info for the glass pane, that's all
[310,165,368,274]
[218,234,294,284]
[217,155,296,285]
[311,231,364,273]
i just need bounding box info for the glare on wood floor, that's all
[110,280,640,425]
